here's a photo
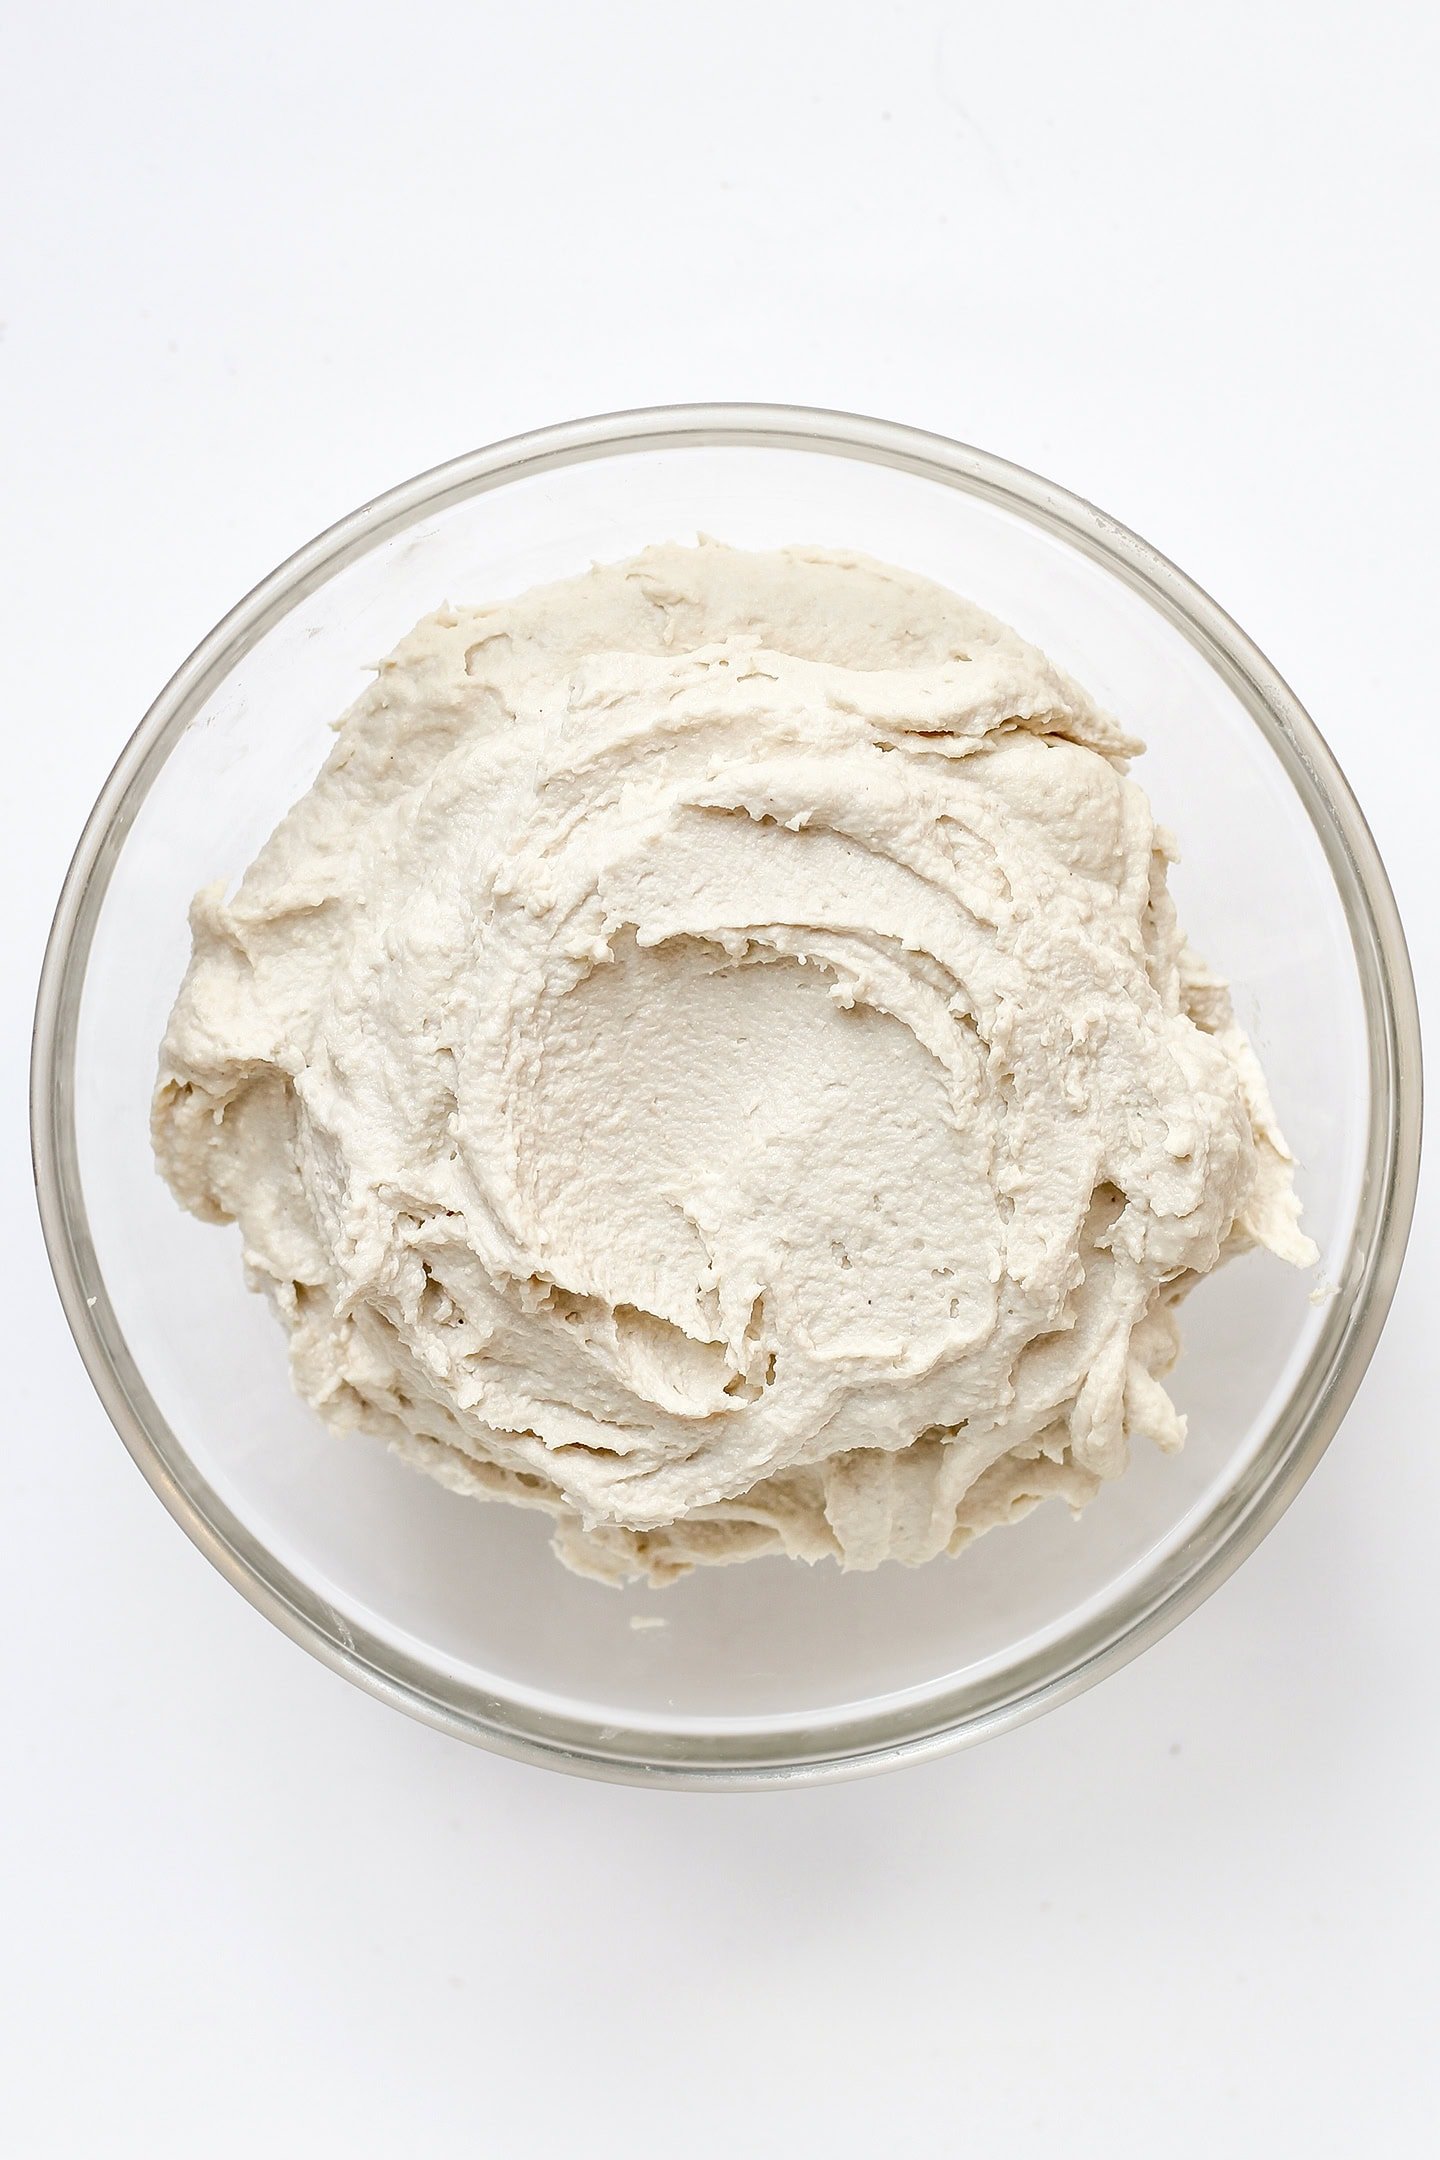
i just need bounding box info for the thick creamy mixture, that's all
[154,542,1314,1583]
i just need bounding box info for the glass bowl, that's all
[31,405,1422,1788]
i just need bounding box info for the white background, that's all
[3,2,1437,2152]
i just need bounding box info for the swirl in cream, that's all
[154,543,1313,1582]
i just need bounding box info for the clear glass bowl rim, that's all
[30,402,1423,1789]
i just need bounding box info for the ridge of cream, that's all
[153,541,1314,1584]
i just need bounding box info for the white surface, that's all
[1,2,1435,2152]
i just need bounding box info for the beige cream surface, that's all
[153,541,1314,1583]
